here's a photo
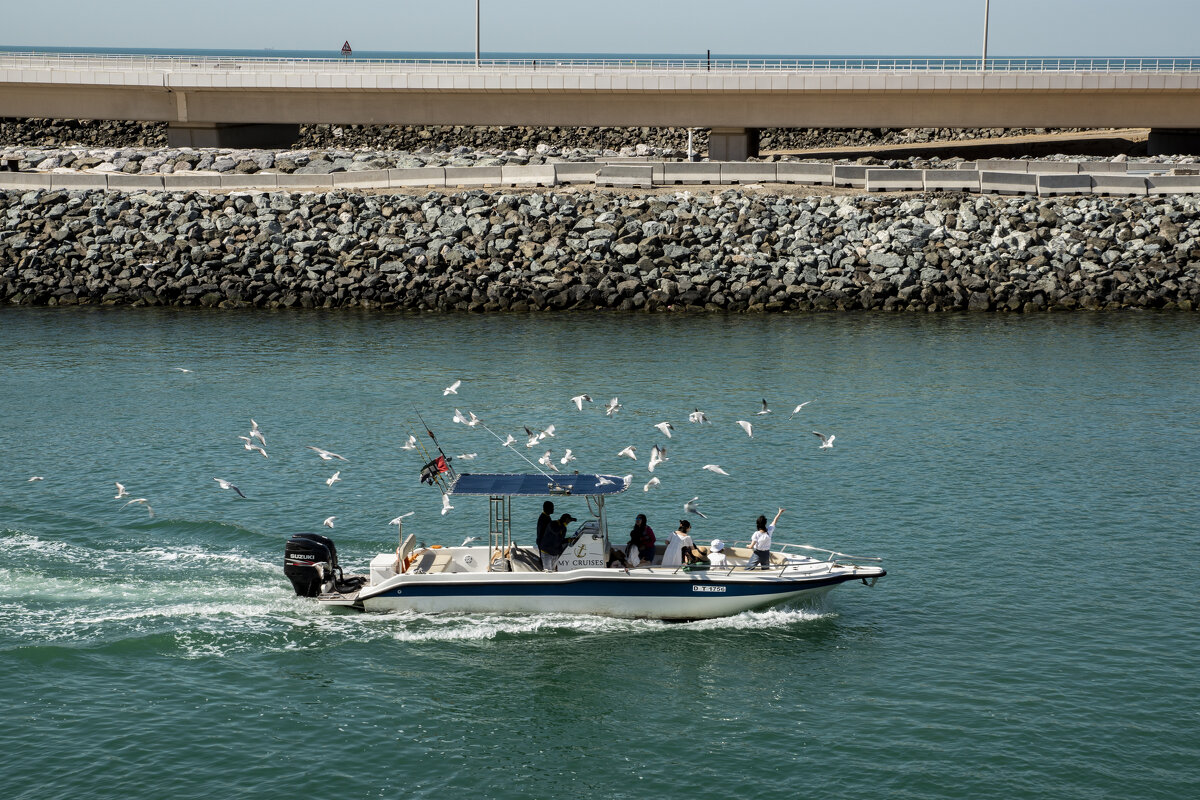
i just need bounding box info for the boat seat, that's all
[411,548,456,574]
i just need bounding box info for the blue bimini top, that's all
[448,473,628,497]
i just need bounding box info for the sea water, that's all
[2,308,1197,799]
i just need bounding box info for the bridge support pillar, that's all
[707,127,760,161]
[1148,128,1200,156]
[167,123,300,149]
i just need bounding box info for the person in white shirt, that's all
[708,539,728,567]
[661,520,705,567]
[746,508,783,570]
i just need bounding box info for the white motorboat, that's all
[284,472,886,621]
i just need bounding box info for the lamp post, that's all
[981,0,990,72]
[475,0,480,67]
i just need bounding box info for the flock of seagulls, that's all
[20,375,837,534]
[441,379,836,524]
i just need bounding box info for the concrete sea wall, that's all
[1,188,1197,312]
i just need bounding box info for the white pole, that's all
[687,128,694,161]
[475,0,481,67]
[982,0,990,73]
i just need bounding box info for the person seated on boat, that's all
[707,539,728,567]
[662,520,706,567]
[625,514,655,566]
[746,508,784,570]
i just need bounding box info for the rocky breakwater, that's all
[1,188,1198,312]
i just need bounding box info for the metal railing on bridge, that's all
[3,52,1200,74]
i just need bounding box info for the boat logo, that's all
[692,585,726,593]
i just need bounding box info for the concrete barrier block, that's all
[1027,161,1080,174]
[924,169,980,192]
[596,164,655,188]
[165,174,223,190]
[553,163,601,184]
[107,173,165,190]
[1147,175,1200,195]
[1089,174,1148,196]
[661,161,723,185]
[501,165,557,187]
[976,159,1029,173]
[1037,173,1093,197]
[720,162,777,184]
[277,173,334,188]
[333,169,390,188]
[0,172,53,189]
[776,162,833,185]
[602,158,664,182]
[1084,161,1128,173]
[445,166,503,187]
[221,174,278,190]
[979,171,1038,195]
[1125,162,1173,174]
[832,165,868,188]
[955,162,978,170]
[388,167,445,188]
[50,173,109,190]
[865,168,924,192]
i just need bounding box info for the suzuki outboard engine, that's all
[284,533,339,597]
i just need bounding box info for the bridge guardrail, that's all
[3,53,1200,74]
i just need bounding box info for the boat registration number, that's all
[692,585,726,593]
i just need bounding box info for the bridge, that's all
[3,53,1200,157]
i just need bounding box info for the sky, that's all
[4,0,1199,57]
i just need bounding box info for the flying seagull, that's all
[326,471,341,487]
[643,477,661,492]
[214,478,247,498]
[654,421,675,439]
[813,431,836,450]
[559,449,576,465]
[684,496,708,519]
[538,450,560,472]
[307,446,348,462]
[27,476,44,482]
[238,436,268,458]
[444,380,462,396]
[123,498,154,517]
[114,482,128,499]
[173,368,192,373]
[323,516,336,528]
[249,419,266,446]
[456,453,478,460]
[688,409,710,424]
[756,399,772,416]
[702,464,730,476]
[500,434,516,447]
[737,420,753,438]
[441,494,454,515]
[648,444,668,473]
[461,536,481,547]
[401,435,418,450]
[617,445,637,460]
[788,401,814,419]
[605,397,622,416]
[571,394,593,411]
[388,512,414,527]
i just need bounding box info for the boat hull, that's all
[347,568,875,620]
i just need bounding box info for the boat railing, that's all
[771,542,883,567]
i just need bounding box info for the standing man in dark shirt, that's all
[536,501,556,570]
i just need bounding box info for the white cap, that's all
[710,539,724,552]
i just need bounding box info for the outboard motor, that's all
[284,533,339,597]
